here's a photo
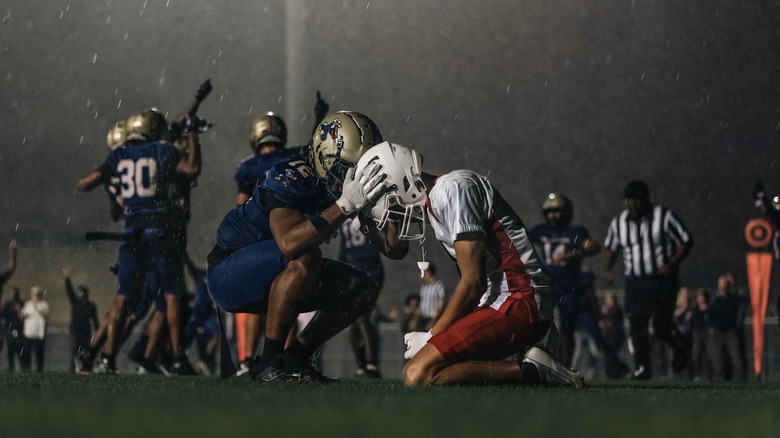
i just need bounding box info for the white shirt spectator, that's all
[22,296,49,340]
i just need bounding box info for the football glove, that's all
[403,330,432,360]
[335,161,388,216]
[182,116,214,134]
[195,79,213,101]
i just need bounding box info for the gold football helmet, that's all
[125,108,168,141]
[310,111,383,196]
[248,112,287,152]
[542,193,573,227]
[106,121,127,150]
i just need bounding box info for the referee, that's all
[602,180,693,380]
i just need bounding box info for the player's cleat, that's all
[629,365,651,380]
[355,367,382,379]
[170,357,198,376]
[92,356,117,375]
[75,351,94,375]
[135,358,161,375]
[249,355,291,382]
[286,364,339,384]
[235,360,251,377]
[520,347,584,389]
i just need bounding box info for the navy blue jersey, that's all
[99,140,179,220]
[339,217,382,265]
[234,146,304,195]
[215,155,329,251]
[529,223,591,287]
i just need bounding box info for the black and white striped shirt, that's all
[420,280,446,318]
[604,204,692,277]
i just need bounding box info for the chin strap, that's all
[416,237,429,278]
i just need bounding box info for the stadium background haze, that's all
[1,0,778,324]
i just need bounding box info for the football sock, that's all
[283,340,315,369]
[261,337,284,360]
[520,362,541,384]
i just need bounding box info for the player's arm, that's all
[269,203,348,260]
[76,169,108,192]
[175,131,201,177]
[236,192,251,206]
[62,268,76,303]
[361,214,409,260]
[268,161,388,260]
[580,237,601,257]
[602,248,619,284]
[2,240,17,278]
[429,232,486,335]
[657,240,692,277]
[171,79,212,125]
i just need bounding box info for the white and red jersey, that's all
[426,170,553,320]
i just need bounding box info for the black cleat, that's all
[75,351,94,375]
[249,355,290,382]
[92,356,117,375]
[628,365,651,380]
[287,364,339,384]
[170,357,198,376]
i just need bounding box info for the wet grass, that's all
[1,373,778,438]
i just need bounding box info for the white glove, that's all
[403,330,432,359]
[335,161,388,216]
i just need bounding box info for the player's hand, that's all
[602,270,614,285]
[182,116,214,133]
[314,91,330,122]
[195,79,212,101]
[403,330,432,360]
[62,268,72,278]
[335,162,389,216]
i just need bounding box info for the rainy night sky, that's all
[1,0,779,324]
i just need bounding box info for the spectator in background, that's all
[673,287,694,377]
[0,240,18,294]
[690,288,710,381]
[708,274,746,382]
[401,293,425,334]
[2,287,25,371]
[599,290,627,379]
[602,180,693,380]
[20,286,48,372]
[62,268,99,372]
[419,263,446,331]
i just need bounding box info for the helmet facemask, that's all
[373,191,427,240]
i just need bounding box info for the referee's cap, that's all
[624,180,650,201]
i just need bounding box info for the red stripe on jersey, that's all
[485,217,536,313]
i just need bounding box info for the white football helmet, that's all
[357,142,427,240]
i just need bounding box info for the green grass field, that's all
[2,374,778,438]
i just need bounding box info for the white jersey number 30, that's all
[117,158,158,198]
